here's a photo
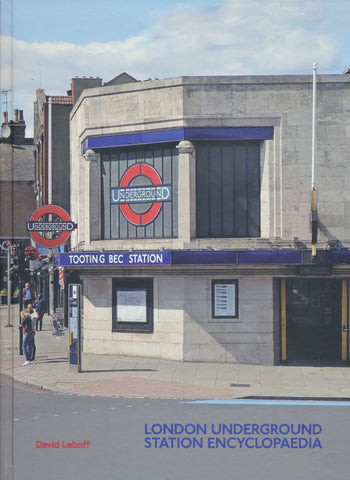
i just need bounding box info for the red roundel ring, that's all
[29,205,72,248]
[119,164,162,226]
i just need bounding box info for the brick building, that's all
[0,110,35,293]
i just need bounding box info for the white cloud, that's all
[0,0,346,135]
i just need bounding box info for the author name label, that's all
[36,440,90,449]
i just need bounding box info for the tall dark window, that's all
[101,145,178,240]
[196,141,261,238]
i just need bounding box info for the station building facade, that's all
[57,73,350,365]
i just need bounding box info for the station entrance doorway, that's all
[281,278,348,364]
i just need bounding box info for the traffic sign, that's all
[1,240,15,255]
[25,245,40,260]
[26,205,77,248]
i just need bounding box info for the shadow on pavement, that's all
[81,368,158,373]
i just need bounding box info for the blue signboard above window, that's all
[82,127,274,153]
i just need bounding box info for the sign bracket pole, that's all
[5,244,13,327]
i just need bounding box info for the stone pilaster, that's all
[176,140,196,243]
[83,150,101,242]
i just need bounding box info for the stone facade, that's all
[65,74,350,365]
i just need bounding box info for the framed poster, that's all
[212,279,238,318]
[112,278,153,333]
[116,289,147,323]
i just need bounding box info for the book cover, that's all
[1,1,350,479]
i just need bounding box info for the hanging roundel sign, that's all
[26,205,77,248]
[111,163,172,226]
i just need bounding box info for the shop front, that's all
[54,250,350,366]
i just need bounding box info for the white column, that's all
[176,140,196,243]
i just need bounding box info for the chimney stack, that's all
[1,109,26,143]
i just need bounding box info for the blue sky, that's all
[12,0,217,43]
[1,0,349,135]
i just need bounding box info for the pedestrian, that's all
[22,283,32,308]
[19,304,35,366]
[29,306,37,361]
[33,294,46,331]
[31,307,39,333]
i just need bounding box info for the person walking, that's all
[19,304,34,366]
[33,294,46,331]
[29,306,37,361]
[22,283,32,308]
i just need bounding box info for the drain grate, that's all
[230,383,250,388]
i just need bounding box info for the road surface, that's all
[1,376,350,480]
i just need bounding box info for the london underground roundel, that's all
[111,163,172,226]
[26,205,77,248]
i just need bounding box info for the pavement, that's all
[1,305,350,400]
